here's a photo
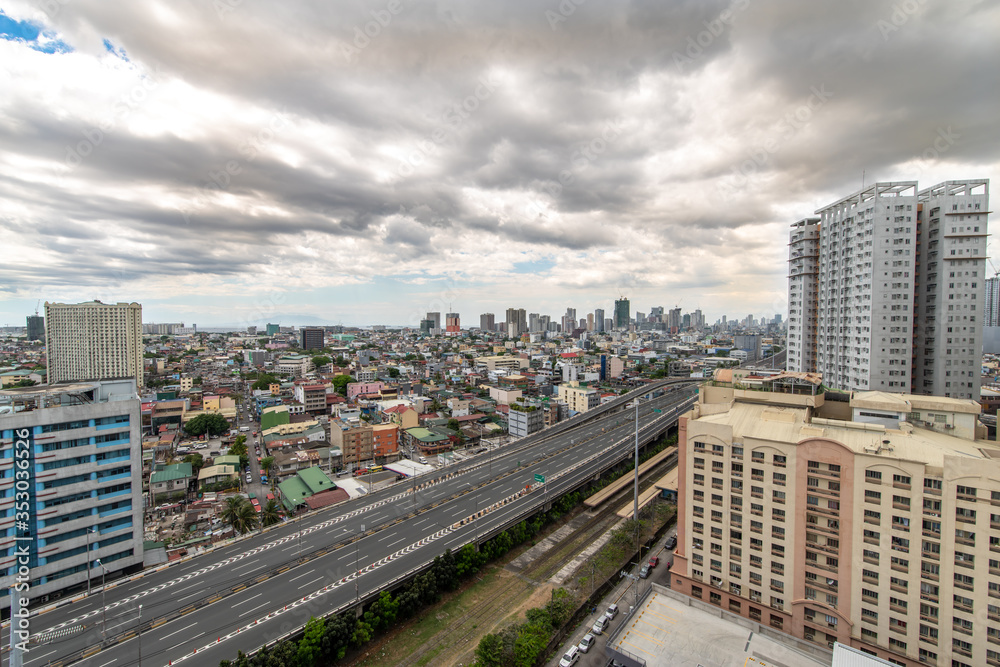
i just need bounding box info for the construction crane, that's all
[35,299,40,316]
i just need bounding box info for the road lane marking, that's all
[159,622,198,641]
[231,593,263,607]
[169,631,204,652]
[297,576,324,590]
[238,601,272,617]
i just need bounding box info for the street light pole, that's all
[355,523,365,603]
[85,527,94,596]
[97,559,107,639]
[137,604,142,667]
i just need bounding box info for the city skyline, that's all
[0,2,998,328]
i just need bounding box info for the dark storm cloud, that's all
[0,0,996,321]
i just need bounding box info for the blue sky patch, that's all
[0,11,72,53]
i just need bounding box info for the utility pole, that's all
[137,604,143,666]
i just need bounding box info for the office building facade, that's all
[788,180,989,400]
[0,379,144,604]
[594,308,605,333]
[45,301,143,388]
[300,327,325,350]
[672,372,1000,667]
[445,313,460,335]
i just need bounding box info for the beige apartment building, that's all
[671,369,1000,667]
[44,300,143,387]
[557,381,599,414]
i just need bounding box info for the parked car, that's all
[648,556,659,568]
[604,603,619,621]
[592,615,610,635]
[578,633,596,653]
[559,646,580,666]
[639,563,651,579]
[665,535,677,550]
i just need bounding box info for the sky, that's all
[0,0,997,329]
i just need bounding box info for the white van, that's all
[418,456,428,465]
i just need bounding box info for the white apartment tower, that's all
[45,301,144,388]
[787,217,820,373]
[912,181,990,400]
[789,180,989,400]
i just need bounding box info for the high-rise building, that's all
[300,327,324,350]
[0,379,144,604]
[586,313,594,330]
[505,308,526,338]
[672,372,998,667]
[985,277,1000,328]
[614,297,630,330]
[266,323,280,336]
[787,212,822,370]
[668,307,682,331]
[45,301,143,387]
[789,180,989,400]
[425,312,441,333]
[479,313,495,332]
[594,308,605,333]
[26,314,44,342]
[419,319,433,335]
[912,180,990,400]
[445,312,460,335]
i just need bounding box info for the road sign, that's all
[534,473,545,483]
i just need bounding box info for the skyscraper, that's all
[445,312,460,335]
[480,313,495,332]
[594,308,605,332]
[984,277,1000,327]
[26,314,44,342]
[505,308,526,338]
[45,301,143,387]
[789,180,989,400]
[425,312,441,332]
[614,297,630,330]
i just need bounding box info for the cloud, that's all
[0,0,996,326]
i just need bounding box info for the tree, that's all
[260,456,275,476]
[261,499,282,527]
[193,376,203,386]
[311,355,331,369]
[296,616,325,667]
[251,373,278,391]
[184,413,230,436]
[332,374,352,396]
[183,453,204,474]
[446,418,461,432]
[221,496,257,534]
[387,367,400,378]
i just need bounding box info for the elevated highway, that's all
[11,379,700,666]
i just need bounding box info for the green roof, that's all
[298,466,336,494]
[405,427,450,443]
[151,462,193,484]
[277,476,310,511]
[214,455,241,466]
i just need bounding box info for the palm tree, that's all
[221,496,246,529]
[261,499,282,527]
[235,502,258,534]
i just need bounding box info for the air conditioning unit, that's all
[944,424,954,430]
